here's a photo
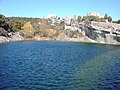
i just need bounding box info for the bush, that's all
[20,21,35,38]
[47,29,57,38]
[99,18,106,22]
[108,16,112,22]
[104,14,112,22]
[11,21,23,31]
[82,16,99,22]
[0,14,13,32]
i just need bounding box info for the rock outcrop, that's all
[59,21,120,44]
[84,21,120,44]
[0,32,24,43]
[8,32,24,41]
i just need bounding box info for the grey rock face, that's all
[82,21,120,44]
[0,36,9,43]
[0,32,24,43]
[8,32,24,41]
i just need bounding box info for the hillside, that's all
[0,14,120,45]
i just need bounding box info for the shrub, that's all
[20,21,35,38]
[82,16,99,22]
[47,29,57,38]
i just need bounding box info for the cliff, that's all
[53,21,119,44]
[84,21,120,44]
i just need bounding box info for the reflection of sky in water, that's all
[74,49,120,90]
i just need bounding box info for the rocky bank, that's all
[0,21,120,45]
[56,21,120,45]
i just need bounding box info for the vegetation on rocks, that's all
[0,13,120,44]
[82,16,99,22]
[104,14,112,22]
[82,16,107,23]
[20,21,35,38]
[47,29,57,38]
[0,14,13,32]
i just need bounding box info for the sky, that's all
[0,0,120,20]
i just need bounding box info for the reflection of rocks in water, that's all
[74,49,120,90]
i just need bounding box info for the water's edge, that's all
[0,39,120,46]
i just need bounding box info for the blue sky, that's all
[0,0,120,20]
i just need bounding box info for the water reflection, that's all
[74,49,120,90]
[0,41,120,90]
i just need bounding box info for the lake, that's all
[0,41,120,90]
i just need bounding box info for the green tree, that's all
[82,16,86,21]
[20,21,35,38]
[104,14,112,22]
[0,14,5,25]
[108,16,112,22]
[0,14,13,32]
[99,18,105,22]
[90,16,99,21]
[117,20,120,24]
[104,14,108,19]
[11,21,23,31]
[77,16,82,23]
[82,16,99,22]
[58,17,60,20]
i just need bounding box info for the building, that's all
[65,16,71,25]
[73,15,78,21]
[48,14,57,19]
[73,15,78,24]
[87,12,100,17]
[48,14,60,26]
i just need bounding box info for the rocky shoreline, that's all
[0,31,120,45]
[0,14,120,45]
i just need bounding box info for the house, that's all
[88,12,100,17]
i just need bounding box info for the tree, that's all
[90,16,99,21]
[82,16,86,21]
[47,29,57,38]
[58,17,60,20]
[39,19,50,37]
[77,16,82,23]
[0,14,13,32]
[0,14,5,25]
[104,14,112,22]
[82,16,99,22]
[104,14,108,19]
[20,21,35,38]
[108,16,112,22]
[11,21,22,31]
[99,18,106,22]
[0,27,8,37]
[117,20,120,24]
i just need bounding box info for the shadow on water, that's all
[74,48,120,90]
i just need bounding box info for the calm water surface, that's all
[0,41,120,90]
